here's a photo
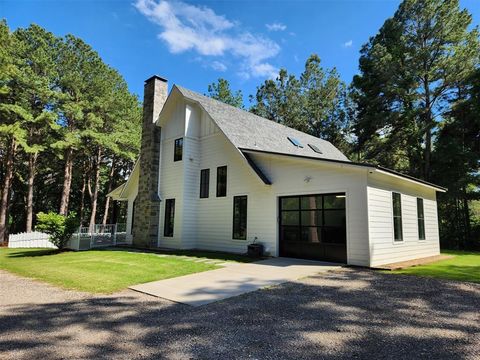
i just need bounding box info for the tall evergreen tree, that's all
[13,25,59,232]
[251,54,352,153]
[433,70,480,249]
[207,78,244,108]
[352,0,480,179]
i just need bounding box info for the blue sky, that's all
[3,0,479,104]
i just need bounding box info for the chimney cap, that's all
[145,75,168,83]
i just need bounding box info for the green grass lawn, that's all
[391,251,480,283]
[0,248,226,293]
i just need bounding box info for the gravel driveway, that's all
[0,268,479,360]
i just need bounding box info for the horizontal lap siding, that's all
[252,155,369,265]
[367,174,440,267]
[195,133,274,254]
[158,102,185,248]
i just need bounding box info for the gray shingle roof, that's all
[175,85,350,162]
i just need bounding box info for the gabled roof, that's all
[174,85,349,162]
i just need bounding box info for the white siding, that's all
[367,172,440,266]
[251,153,370,265]
[181,105,201,248]
[157,99,185,248]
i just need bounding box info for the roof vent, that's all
[287,136,303,148]
[308,144,323,154]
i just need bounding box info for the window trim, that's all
[164,199,175,237]
[392,192,403,242]
[174,138,183,162]
[200,168,210,199]
[216,165,227,197]
[232,195,248,240]
[417,198,426,240]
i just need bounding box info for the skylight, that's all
[287,136,304,148]
[308,144,323,154]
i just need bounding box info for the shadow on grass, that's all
[111,246,256,263]
[4,249,60,258]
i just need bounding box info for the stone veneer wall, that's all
[132,76,168,247]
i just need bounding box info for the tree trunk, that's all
[102,159,116,225]
[422,74,432,181]
[25,152,38,232]
[88,148,102,231]
[462,187,471,249]
[0,139,17,244]
[79,171,86,226]
[59,147,74,215]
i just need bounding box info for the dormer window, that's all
[308,144,323,154]
[287,136,303,148]
[174,138,183,161]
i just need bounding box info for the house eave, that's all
[240,148,447,192]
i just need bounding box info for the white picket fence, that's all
[7,231,57,249]
[7,224,129,250]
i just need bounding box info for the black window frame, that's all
[279,193,346,245]
[417,198,426,240]
[174,138,183,162]
[232,195,248,240]
[216,166,227,197]
[164,199,175,237]
[200,169,210,198]
[392,192,403,242]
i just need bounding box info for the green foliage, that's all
[0,20,141,237]
[36,212,79,250]
[207,78,244,108]
[352,0,480,178]
[250,54,353,154]
[390,251,480,283]
[351,0,480,249]
[0,249,220,293]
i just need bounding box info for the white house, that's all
[108,75,446,267]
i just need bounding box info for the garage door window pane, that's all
[301,196,322,210]
[281,211,300,225]
[324,210,346,227]
[323,227,346,244]
[301,227,322,243]
[324,195,345,209]
[281,197,299,210]
[281,227,300,242]
[301,210,322,226]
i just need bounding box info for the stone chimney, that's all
[133,75,168,248]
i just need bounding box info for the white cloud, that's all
[135,0,280,78]
[343,40,353,48]
[266,22,286,32]
[210,60,227,72]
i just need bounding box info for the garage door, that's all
[279,193,347,263]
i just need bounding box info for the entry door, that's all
[279,193,347,263]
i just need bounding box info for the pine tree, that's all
[207,78,244,108]
[352,0,480,179]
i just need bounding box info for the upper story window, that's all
[392,192,403,242]
[216,166,227,197]
[200,169,210,198]
[174,138,183,162]
[417,198,426,240]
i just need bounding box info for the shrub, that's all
[36,212,79,250]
